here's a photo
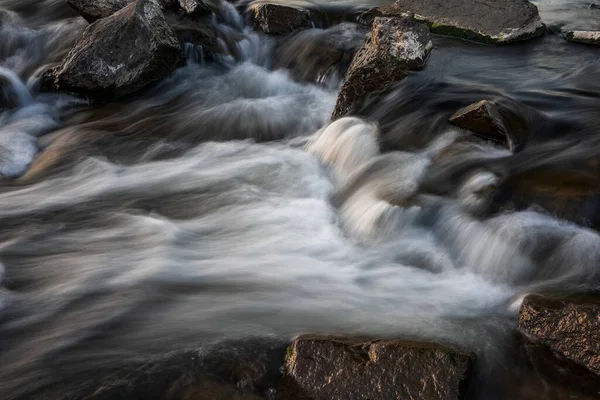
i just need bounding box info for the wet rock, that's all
[332,17,432,120]
[366,0,545,44]
[564,30,600,46]
[282,335,475,400]
[590,3,600,10]
[178,0,219,15]
[66,0,132,22]
[249,3,312,35]
[518,294,600,377]
[274,23,369,84]
[164,8,221,55]
[449,100,528,151]
[42,0,184,100]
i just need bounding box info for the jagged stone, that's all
[42,0,184,100]
[178,0,219,15]
[282,335,475,400]
[331,16,432,120]
[66,0,133,22]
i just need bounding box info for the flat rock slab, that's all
[449,100,528,151]
[249,3,312,35]
[564,31,600,46]
[283,335,475,400]
[372,0,545,44]
[332,16,432,120]
[518,294,600,376]
[43,0,184,100]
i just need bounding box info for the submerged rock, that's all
[274,23,369,84]
[249,3,312,35]
[564,30,600,46]
[365,0,545,44]
[66,0,132,22]
[282,335,474,400]
[332,16,432,120]
[42,0,184,100]
[518,294,600,377]
[449,100,528,151]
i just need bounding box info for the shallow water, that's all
[0,0,599,398]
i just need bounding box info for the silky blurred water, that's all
[0,0,599,398]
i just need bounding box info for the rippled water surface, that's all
[0,0,599,398]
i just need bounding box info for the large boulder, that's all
[331,16,432,120]
[42,0,184,100]
[363,0,545,44]
[564,30,600,46]
[249,3,312,35]
[449,100,528,152]
[66,0,133,22]
[282,335,475,400]
[518,294,600,376]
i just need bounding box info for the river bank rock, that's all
[361,0,545,44]
[42,0,184,100]
[331,16,432,120]
[564,30,600,46]
[66,0,132,22]
[518,294,600,377]
[282,335,475,400]
[249,3,312,35]
[449,100,528,151]
[178,0,219,15]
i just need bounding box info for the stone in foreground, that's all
[449,100,528,151]
[564,31,600,46]
[332,17,432,120]
[384,0,545,44]
[283,335,474,400]
[66,0,132,22]
[249,3,312,35]
[43,0,183,100]
[518,294,600,376]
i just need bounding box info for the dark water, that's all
[0,0,599,398]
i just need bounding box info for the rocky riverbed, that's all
[0,0,599,399]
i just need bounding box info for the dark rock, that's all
[366,0,545,44]
[449,100,528,151]
[42,0,184,100]
[178,0,219,15]
[564,30,600,46]
[249,3,312,35]
[274,23,369,84]
[590,3,600,10]
[518,294,600,377]
[66,0,132,22]
[282,335,475,400]
[332,16,432,120]
[164,8,222,54]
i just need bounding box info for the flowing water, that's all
[0,0,599,399]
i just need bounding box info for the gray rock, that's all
[43,0,184,100]
[178,0,219,14]
[66,0,132,22]
[249,3,312,35]
[332,16,432,120]
[518,294,600,377]
[564,30,600,46]
[367,0,545,44]
[282,335,475,400]
[449,99,528,151]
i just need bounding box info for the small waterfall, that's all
[0,67,33,109]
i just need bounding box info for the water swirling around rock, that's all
[0,0,599,399]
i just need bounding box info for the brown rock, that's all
[249,3,312,35]
[282,335,475,400]
[449,100,528,151]
[42,0,184,100]
[518,294,600,376]
[331,16,432,120]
